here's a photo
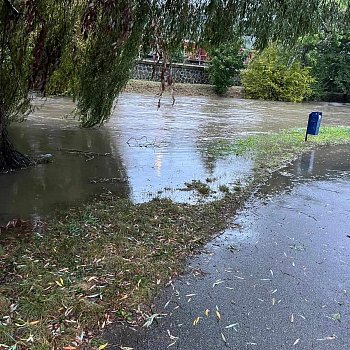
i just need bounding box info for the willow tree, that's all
[1,0,349,171]
[0,0,79,170]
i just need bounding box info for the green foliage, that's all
[241,45,314,102]
[0,0,79,122]
[76,1,148,127]
[208,41,247,95]
[1,0,350,132]
[302,31,350,99]
[0,1,31,123]
[170,49,186,63]
[46,45,78,96]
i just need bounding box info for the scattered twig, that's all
[126,136,168,148]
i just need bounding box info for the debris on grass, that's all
[0,191,249,348]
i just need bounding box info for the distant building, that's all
[184,40,209,65]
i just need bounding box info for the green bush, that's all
[241,45,314,102]
[208,41,248,95]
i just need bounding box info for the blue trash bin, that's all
[305,112,322,141]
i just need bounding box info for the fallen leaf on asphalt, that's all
[272,298,276,306]
[289,244,305,251]
[120,347,134,350]
[221,332,227,345]
[330,313,341,321]
[167,341,177,348]
[143,314,166,328]
[225,323,238,331]
[215,306,221,321]
[193,317,201,326]
[213,280,224,287]
[167,329,178,341]
[290,314,294,323]
[205,309,210,317]
[293,338,300,346]
[98,343,108,350]
[316,335,336,341]
[233,275,245,280]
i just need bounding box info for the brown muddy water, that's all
[1,94,349,224]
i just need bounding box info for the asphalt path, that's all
[106,146,350,349]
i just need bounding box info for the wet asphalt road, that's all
[106,148,350,350]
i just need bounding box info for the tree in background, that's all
[302,31,350,101]
[241,45,314,102]
[1,0,349,171]
[208,41,249,95]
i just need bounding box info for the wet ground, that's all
[105,145,350,349]
[1,94,349,224]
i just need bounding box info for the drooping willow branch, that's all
[4,0,21,16]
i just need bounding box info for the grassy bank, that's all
[1,126,350,349]
[207,126,350,171]
[124,79,243,98]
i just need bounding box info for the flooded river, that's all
[1,94,349,224]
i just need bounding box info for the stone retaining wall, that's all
[132,60,210,84]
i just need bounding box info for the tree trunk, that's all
[0,119,32,172]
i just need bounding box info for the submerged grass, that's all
[1,126,350,349]
[208,126,350,170]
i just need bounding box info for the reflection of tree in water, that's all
[197,118,231,174]
[0,122,129,223]
[259,146,350,198]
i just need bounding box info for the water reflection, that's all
[0,94,349,223]
[220,144,350,245]
[259,145,350,197]
[0,117,129,224]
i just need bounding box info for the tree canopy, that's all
[302,31,350,99]
[0,0,349,169]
